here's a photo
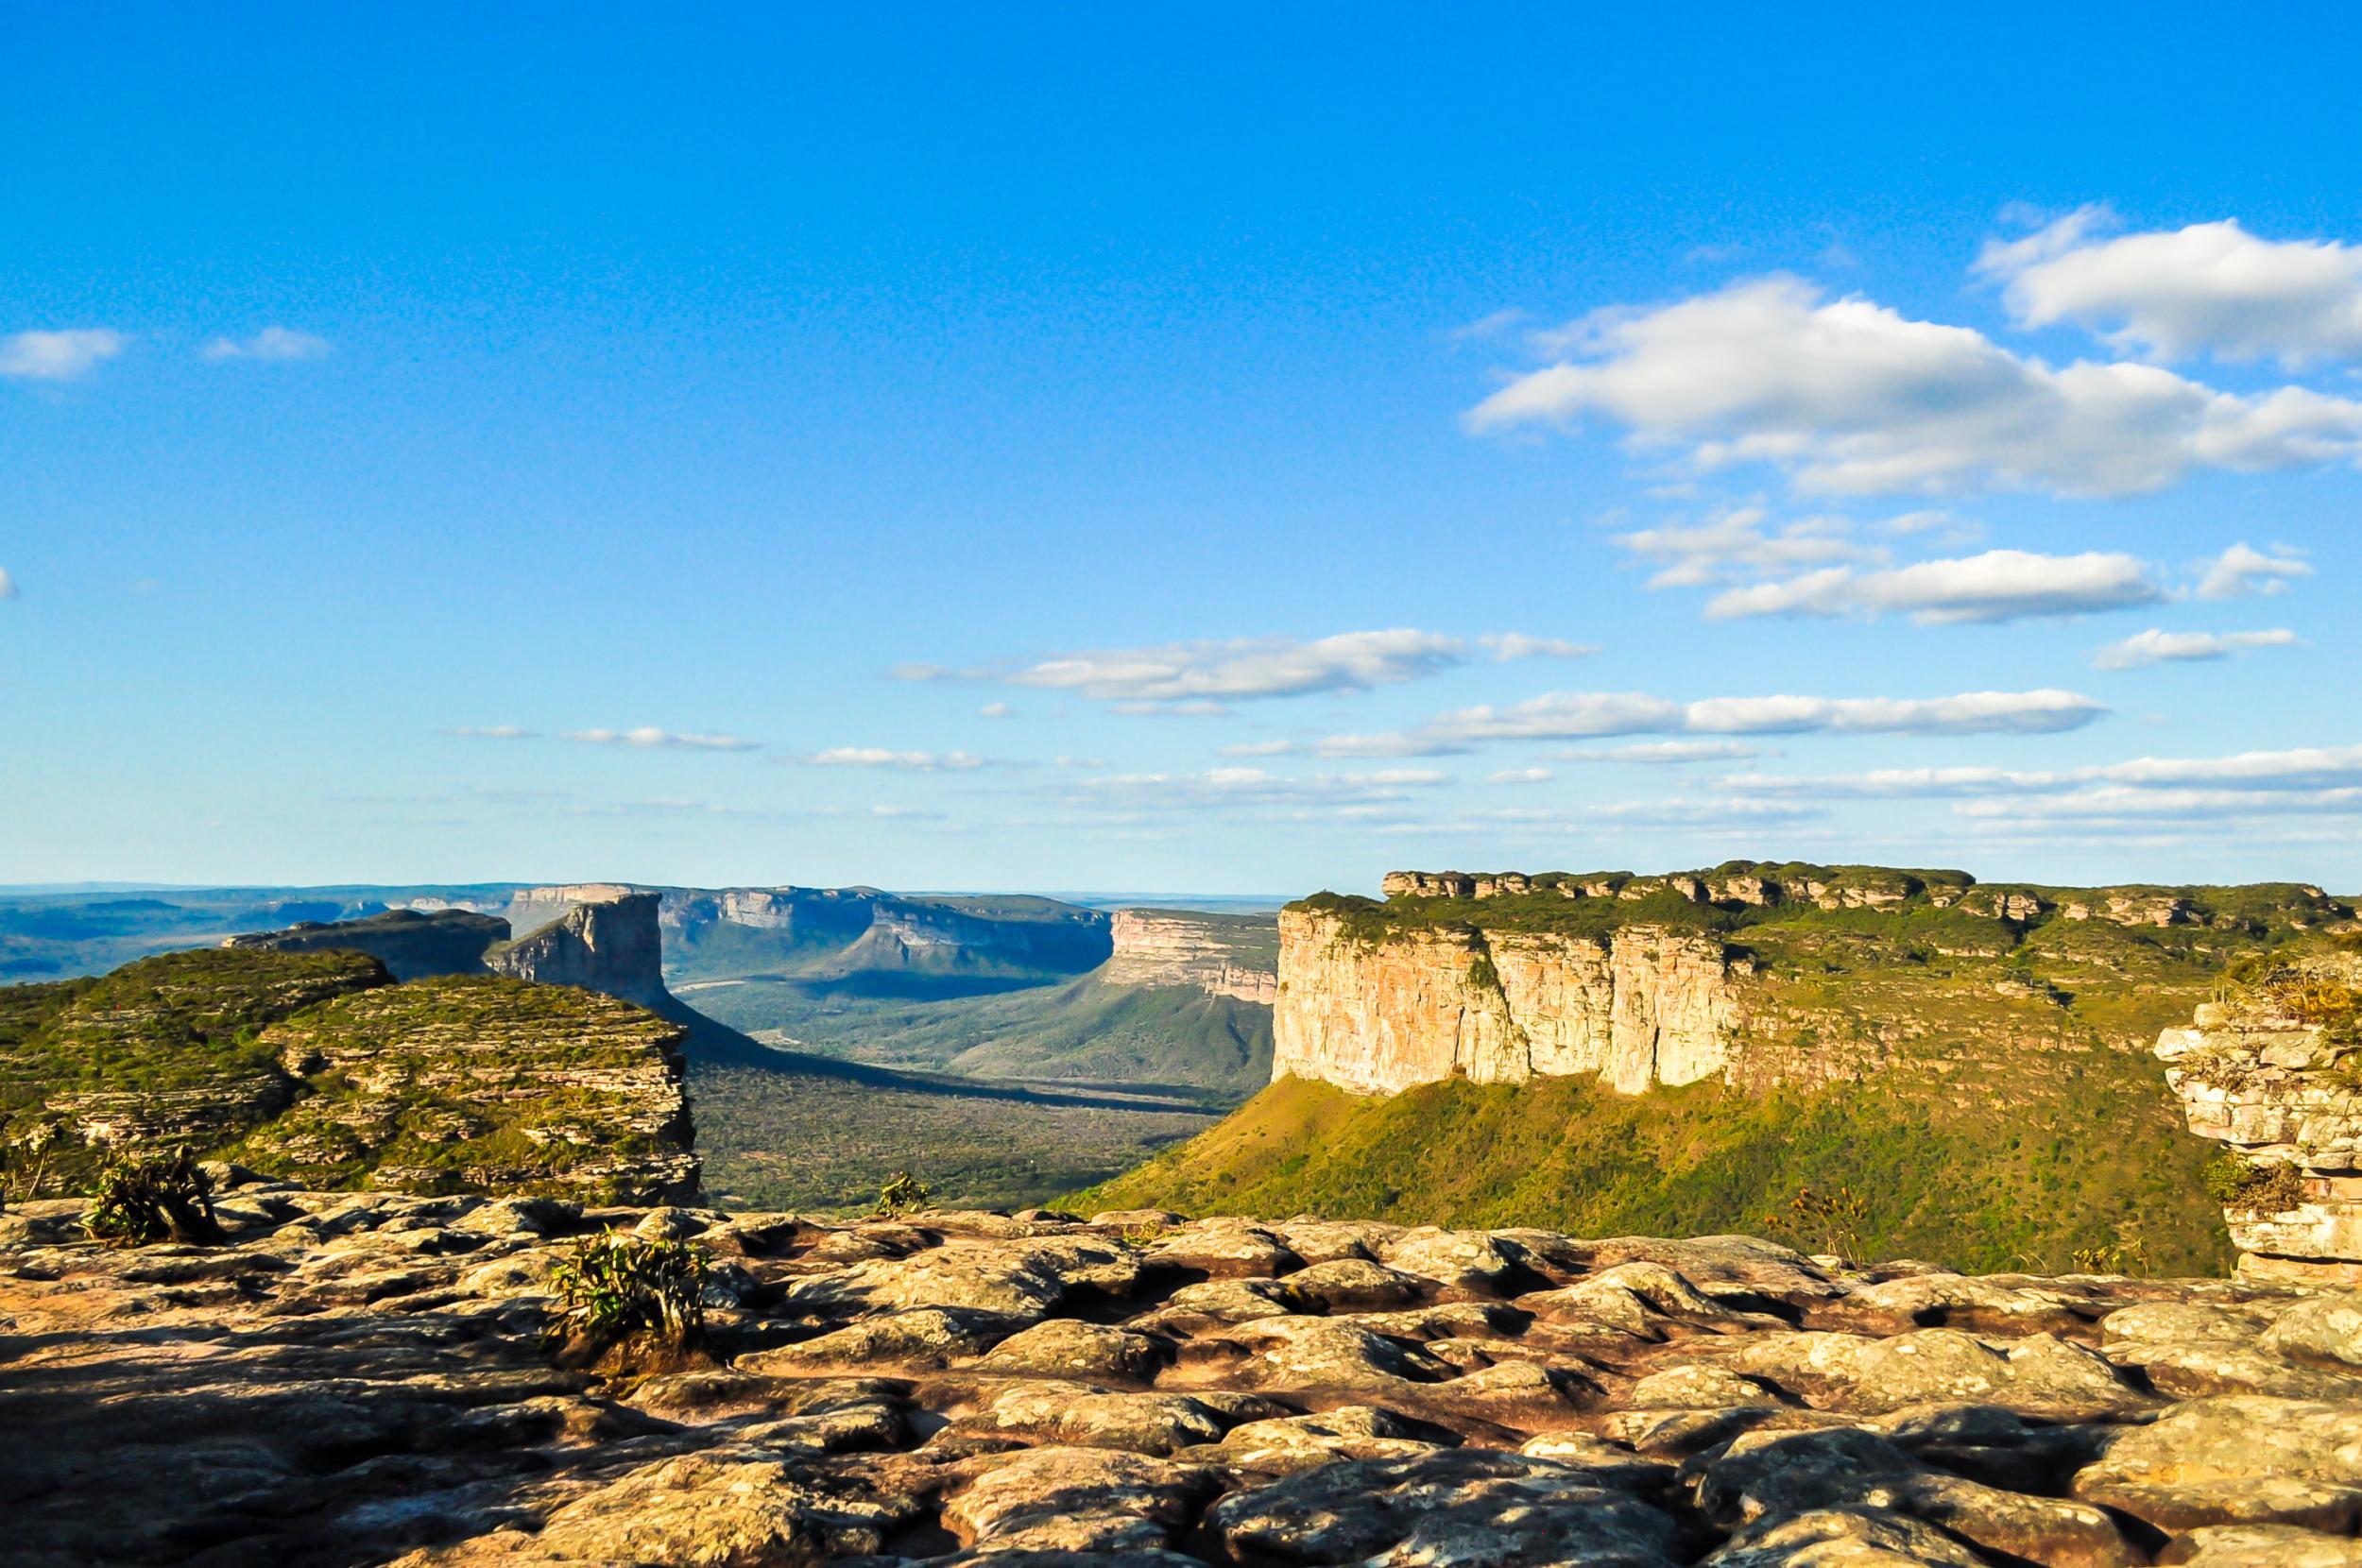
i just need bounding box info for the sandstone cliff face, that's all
[487,890,672,1010]
[2155,946,2362,1286]
[1104,910,1279,1004]
[1273,909,1739,1095]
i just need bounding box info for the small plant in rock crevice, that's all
[1765,1183,1872,1261]
[2203,1153,2309,1217]
[876,1169,932,1217]
[545,1228,709,1352]
[83,1144,225,1247]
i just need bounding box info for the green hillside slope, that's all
[1070,1058,2234,1275]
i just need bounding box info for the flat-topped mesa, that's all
[1275,906,1741,1095]
[1104,909,1279,1004]
[1283,864,2355,1101]
[2155,941,2362,1286]
[487,889,672,1010]
[224,907,510,980]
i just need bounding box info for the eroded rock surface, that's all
[6,1197,2361,1566]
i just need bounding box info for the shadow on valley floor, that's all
[664,1002,1225,1214]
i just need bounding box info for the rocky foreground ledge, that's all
[7,1188,2362,1568]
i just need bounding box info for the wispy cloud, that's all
[801,746,988,772]
[2196,542,2312,600]
[1488,767,1556,784]
[1059,766,1453,814]
[201,326,332,363]
[0,568,17,602]
[1479,633,1599,660]
[1445,307,1529,345]
[1705,549,2163,624]
[1722,743,2362,821]
[1614,506,1883,588]
[2092,627,2298,670]
[1,328,126,382]
[978,702,1015,719]
[441,724,539,740]
[1981,207,2362,366]
[1468,275,2362,497]
[1552,740,1764,765]
[899,628,1561,710]
[562,726,762,752]
[1317,687,2105,758]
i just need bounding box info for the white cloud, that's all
[978,702,1015,719]
[1705,549,2163,624]
[1488,767,1556,784]
[201,326,332,363]
[1982,209,2362,366]
[1320,687,2104,757]
[0,328,126,381]
[1446,308,1528,345]
[803,746,986,772]
[0,568,16,601]
[913,629,1475,707]
[1217,739,1299,758]
[562,727,761,752]
[1553,740,1763,764]
[1015,629,1461,703]
[1479,633,1599,660]
[2092,627,2298,670]
[2196,542,2312,600]
[1725,743,2362,808]
[1064,766,1453,814]
[1954,786,2362,823]
[441,724,539,740]
[1613,507,1881,588]
[1468,276,2362,497]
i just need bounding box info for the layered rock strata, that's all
[2156,946,2362,1286]
[9,1191,2362,1566]
[1104,909,1279,1004]
[1274,908,1739,1095]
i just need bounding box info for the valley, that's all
[0,880,1279,1212]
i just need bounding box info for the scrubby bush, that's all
[546,1228,708,1350]
[2203,1153,2308,1217]
[877,1169,933,1216]
[83,1145,225,1247]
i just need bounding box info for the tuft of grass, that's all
[84,1144,224,1247]
[546,1228,708,1350]
[876,1169,932,1216]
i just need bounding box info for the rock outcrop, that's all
[9,1194,2362,1567]
[1104,909,1279,1004]
[224,907,510,980]
[488,890,673,1010]
[2157,942,2362,1286]
[1275,908,1739,1095]
[1,948,696,1203]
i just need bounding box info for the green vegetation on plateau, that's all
[2,949,690,1201]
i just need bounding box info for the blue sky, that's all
[5,4,2361,895]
